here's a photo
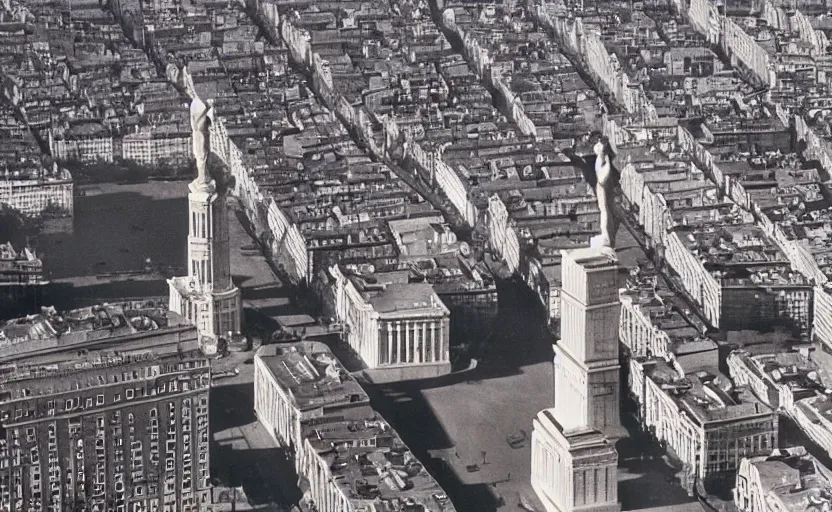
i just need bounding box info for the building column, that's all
[395,321,402,363]
[405,321,412,364]
[421,321,427,363]
[437,321,444,361]
[432,321,440,362]
[387,325,393,365]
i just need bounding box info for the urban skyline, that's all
[2,0,832,510]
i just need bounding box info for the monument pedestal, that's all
[531,409,621,512]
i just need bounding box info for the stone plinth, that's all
[532,409,621,512]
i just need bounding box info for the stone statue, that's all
[592,136,619,249]
[190,97,212,186]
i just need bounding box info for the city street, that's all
[364,227,705,512]
[207,202,305,511]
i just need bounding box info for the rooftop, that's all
[641,354,774,424]
[257,342,455,512]
[745,447,832,512]
[0,303,191,362]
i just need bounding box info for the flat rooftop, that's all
[257,342,456,512]
[257,342,369,413]
[747,447,832,512]
[0,303,191,361]
[642,355,774,424]
[364,282,450,318]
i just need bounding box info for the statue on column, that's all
[592,136,619,249]
[190,97,212,186]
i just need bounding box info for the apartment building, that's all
[0,304,211,512]
[253,342,455,512]
[735,446,832,512]
[629,354,778,490]
[0,170,73,218]
[727,347,832,460]
[122,132,191,167]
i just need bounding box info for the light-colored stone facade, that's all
[531,247,622,512]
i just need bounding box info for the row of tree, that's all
[60,158,196,185]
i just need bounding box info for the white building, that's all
[49,133,114,162]
[728,348,832,459]
[629,353,778,489]
[168,100,241,347]
[324,265,452,382]
[0,169,73,217]
[253,342,456,512]
[122,131,191,166]
[531,247,623,512]
[735,446,832,512]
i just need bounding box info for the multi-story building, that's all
[319,264,452,382]
[728,347,832,458]
[0,303,211,512]
[628,353,778,490]
[735,446,832,512]
[49,132,115,163]
[253,341,456,512]
[0,242,45,320]
[0,169,73,217]
[122,132,191,167]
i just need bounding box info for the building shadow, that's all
[33,191,188,280]
[210,382,257,433]
[210,445,302,507]
[779,412,832,469]
[360,380,508,512]
[46,280,171,310]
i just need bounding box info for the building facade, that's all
[0,304,211,512]
[0,171,73,218]
[253,342,456,512]
[629,355,779,490]
[531,247,622,512]
[734,446,832,512]
[323,265,452,382]
[122,133,191,167]
[0,243,45,320]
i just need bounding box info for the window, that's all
[96,395,104,406]
[65,400,72,411]
[114,393,121,402]
[86,398,93,409]
[126,389,135,400]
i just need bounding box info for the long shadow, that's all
[361,380,507,512]
[779,412,832,470]
[33,191,188,280]
[210,382,257,432]
[210,379,304,508]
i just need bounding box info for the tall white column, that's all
[405,321,412,364]
[395,322,402,363]
[387,325,393,365]
[437,322,444,361]
[431,322,438,362]
[421,321,427,363]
